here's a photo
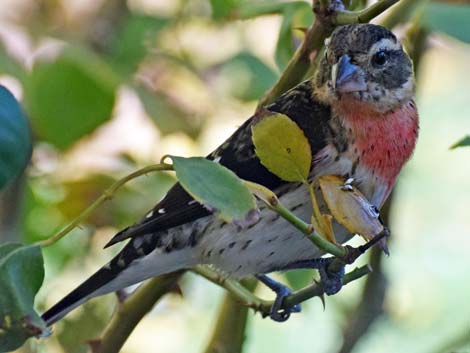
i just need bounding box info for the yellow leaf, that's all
[252,113,312,182]
[318,175,385,241]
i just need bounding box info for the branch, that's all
[203,279,257,353]
[334,0,400,25]
[37,163,173,247]
[379,0,425,29]
[96,271,184,353]
[194,265,371,318]
[257,0,401,108]
[257,18,329,108]
[337,248,386,353]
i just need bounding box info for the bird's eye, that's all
[372,50,387,66]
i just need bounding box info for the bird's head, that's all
[315,24,414,114]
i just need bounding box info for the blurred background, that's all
[0,0,469,352]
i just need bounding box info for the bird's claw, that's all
[269,285,301,322]
[319,263,345,295]
[340,177,354,191]
[256,275,301,322]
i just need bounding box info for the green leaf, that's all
[210,0,241,19]
[219,52,278,101]
[0,85,32,190]
[110,14,169,77]
[0,243,47,351]
[137,86,202,138]
[252,113,311,182]
[275,7,296,70]
[171,156,258,225]
[422,3,470,43]
[25,47,119,150]
[450,135,470,149]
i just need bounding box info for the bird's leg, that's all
[255,274,301,322]
[285,229,390,296]
[281,258,345,295]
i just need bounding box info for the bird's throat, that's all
[335,99,419,186]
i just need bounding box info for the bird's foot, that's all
[279,257,345,296]
[256,274,301,322]
[318,258,345,295]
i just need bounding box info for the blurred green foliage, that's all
[0,0,468,352]
[0,244,46,351]
[0,86,31,189]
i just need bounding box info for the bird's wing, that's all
[105,80,332,248]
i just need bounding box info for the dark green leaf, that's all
[0,85,32,190]
[111,15,169,77]
[219,52,278,101]
[275,8,296,71]
[25,47,119,150]
[422,3,470,43]
[0,243,47,351]
[171,156,258,225]
[450,135,470,149]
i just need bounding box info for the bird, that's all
[42,23,419,325]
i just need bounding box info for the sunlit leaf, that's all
[0,85,31,190]
[450,135,470,149]
[171,156,258,226]
[25,47,120,150]
[422,2,470,43]
[318,175,385,241]
[0,243,47,351]
[252,113,311,182]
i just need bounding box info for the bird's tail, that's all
[41,264,120,326]
[41,242,196,326]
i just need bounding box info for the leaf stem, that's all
[244,181,346,257]
[37,163,173,247]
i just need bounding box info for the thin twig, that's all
[37,163,173,247]
[334,0,400,25]
[245,180,346,257]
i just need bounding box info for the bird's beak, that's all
[332,55,367,93]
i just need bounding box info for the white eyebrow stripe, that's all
[368,38,401,55]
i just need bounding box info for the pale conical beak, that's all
[332,55,367,93]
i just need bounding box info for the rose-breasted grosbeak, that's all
[43,23,418,325]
